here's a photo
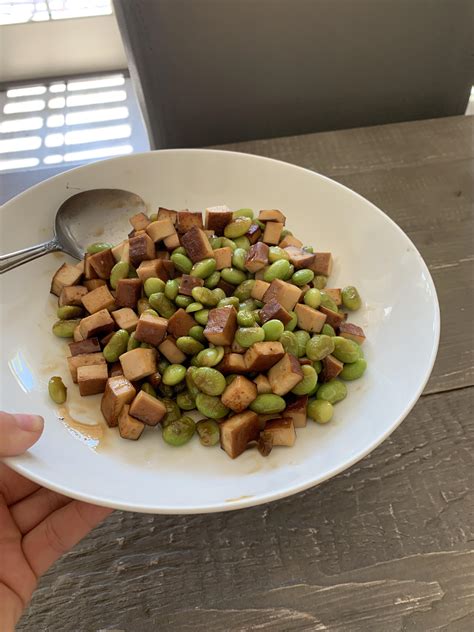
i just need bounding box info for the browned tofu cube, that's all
[264,417,296,446]
[111,240,129,263]
[129,390,166,426]
[130,212,150,231]
[101,376,136,427]
[179,274,204,297]
[118,404,145,440]
[294,304,327,333]
[115,278,142,308]
[79,309,115,339]
[268,353,304,395]
[112,307,138,332]
[59,285,88,307]
[155,250,170,260]
[75,259,85,273]
[251,279,270,301]
[176,210,204,234]
[203,306,237,345]
[73,325,84,342]
[205,205,233,235]
[158,337,186,363]
[88,248,116,280]
[220,411,260,459]
[83,253,98,280]
[254,374,272,394]
[260,299,292,325]
[221,376,257,413]
[68,337,101,357]
[84,279,106,291]
[246,223,262,244]
[216,278,235,296]
[324,288,342,306]
[244,242,269,273]
[318,305,344,329]
[77,364,108,396]
[258,209,286,224]
[218,353,247,374]
[129,233,155,267]
[146,218,176,242]
[119,348,157,381]
[309,252,333,276]
[244,341,285,371]
[50,262,83,296]
[321,354,344,382]
[167,308,196,338]
[338,322,366,344]
[258,430,274,456]
[81,284,115,314]
[163,232,180,250]
[134,314,168,346]
[67,352,106,382]
[284,246,316,269]
[285,395,308,428]
[213,247,233,270]
[262,221,283,245]
[263,279,302,311]
[279,234,303,249]
[231,338,246,354]
[181,226,214,262]
[109,361,124,377]
[136,260,157,281]
[157,207,177,225]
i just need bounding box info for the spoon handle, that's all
[0,239,61,274]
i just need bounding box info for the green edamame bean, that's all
[211,288,226,303]
[284,311,298,331]
[313,275,327,290]
[190,354,201,367]
[313,360,322,374]
[233,280,255,301]
[176,390,196,411]
[158,384,173,398]
[163,416,195,446]
[284,264,295,281]
[291,268,315,286]
[141,383,157,398]
[316,379,347,404]
[196,393,229,419]
[332,336,360,363]
[195,346,225,367]
[157,357,170,374]
[268,246,290,263]
[294,330,310,357]
[280,229,292,239]
[48,376,67,404]
[305,335,335,361]
[218,297,240,309]
[86,242,113,254]
[176,336,205,355]
[292,365,318,395]
[307,399,333,423]
[172,246,186,256]
[174,380,187,394]
[196,419,220,446]
[233,208,254,219]
[193,367,226,396]
[204,271,221,289]
[137,298,150,314]
[342,285,362,310]
[340,358,367,380]
[149,213,158,222]
[110,261,129,289]
[209,237,223,249]
[233,236,251,251]
[144,277,166,297]
[264,259,290,282]
[170,252,193,274]
[127,332,141,351]
[224,216,252,238]
[235,326,265,348]
[262,319,284,341]
[232,248,247,271]
[304,288,321,309]
[320,291,338,312]
[52,319,81,338]
[186,302,203,313]
[56,305,83,320]
[221,267,247,285]
[279,331,298,356]
[164,279,179,300]
[175,294,193,308]
[149,292,176,318]
[254,219,265,230]
[162,364,187,386]
[303,245,314,253]
[220,237,237,251]
[321,323,336,337]
[237,310,256,327]
[189,325,205,342]
[249,394,286,414]
[192,286,219,307]
[190,258,217,279]
[252,309,261,324]
[127,264,138,278]
[194,309,210,325]
[161,398,181,427]
[103,329,129,362]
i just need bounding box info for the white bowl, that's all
[0,149,440,514]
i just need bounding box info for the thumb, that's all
[0,412,44,457]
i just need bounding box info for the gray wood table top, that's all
[10,115,473,631]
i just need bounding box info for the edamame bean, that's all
[332,336,360,363]
[209,237,223,249]
[159,383,174,398]
[204,271,221,289]
[176,390,196,410]
[164,279,179,300]
[162,416,195,446]
[149,292,176,318]
[342,285,362,310]
[280,229,292,239]
[171,252,193,274]
[110,261,129,289]
[103,329,129,362]
[144,277,166,297]
[313,360,322,374]
[284,311,298,331]
[316,379,347,404]
[189,325,205,342]
[185,367,200,397]
[52,319,81,338]
[304,288,321,309]
[233,280,255,301]
[196,419,220,446]
[303,246,314,253]
[262,319,284,341]
[48,376,67,404]
[263,259,290,282]
[195,346,225,367]
[313,275,327,290]
[340,358,367,380]
[137,298,151,314]
[305,335,335,361]
[196,393,229,419]
[158,357,170,374]
[127,332,141,351]
[268,246,290,262]
[86,242,113,254]
[221,267,247,285]
[294,330,310,357]
[220,237,237,251]
[56,305,84,320]
[211,288,226,302]
[235,326,265,348]
[161,398,181,426]
[279,330,298,356]
[307,399,333,423]
[291,268,314,286]
[192,286,219,307]
[232,248,247,271]
[252,309,262,324]
[176,336,205,355]
[249,394,286,414]
[190,258,216,279]
[233,208,254,219]
[141,383,157,398]
[292,365,318,395]
[320,291,338,312]
[194,309,210,325]
[284,264,295,281]
[186,302,203,313]
[237,311,255,327]
[172,246,187,256]
[321,323,336,337]
[218,296,240,309]
[128,264,139,279]
[193,367,226,396]
[162,364,187,386]
[224,216,252,238]
[175,294,193,308]
[233,236,251,250]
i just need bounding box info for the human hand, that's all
[0,412,112,631]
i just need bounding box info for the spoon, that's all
[0,189,146,274]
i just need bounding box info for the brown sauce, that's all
[57,405,104,451]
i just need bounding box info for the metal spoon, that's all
[0,189,146,274]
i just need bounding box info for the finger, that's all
[0,412,44,457]
[23,501,112,577]
[0,463,39,505]
[10,487,71,534]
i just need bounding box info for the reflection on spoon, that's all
[57,405,104,451]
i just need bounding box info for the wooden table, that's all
[13,116,473,631]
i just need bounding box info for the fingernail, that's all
[14,414,44,432]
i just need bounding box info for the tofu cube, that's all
[181,226,214,262]
[163,232,180,250]
[112,307,139,332]
[218,353,247,374]
[323,289,342,306]
[321,354,344,381]
[279,234,303,249]
[259,299,292,325]
[203,306,237,345]
[318,305,344,329]
[176,210,204,234]
[84,279,106,291]
[309,252,333,276]
[220,411,260,459]
[119,348,157,381]
[50,263,83,296]
[109,361,124,377]
[244,242,269,273]
[262,221,283,245]
[79,309,115,339]
[73,325,84,342]
[179,274,204,297]
[251,280,270,301]
[67,352,106,383]
[134,314,168,346]
[77,364,108,396]
[213,247,233,270]
[146,218,176,242]
[283,246,316,269]
[118,404,145,440]
[88,249,116,279]
[244,341,285,371]
[205,205,233,235]
[112,240,129,263]
[263,279,302,311]
[129,212,150,231]
[129,233,155,267]
[258,209,287,224]
[115,278,142,308]
[245,222,262,244]
[129,390,166,426]
[268,353,304,395]
[221,376,258,413]
[157,207,178,225]
[81,285,115,314]
[294,304,327,333]
[68,338,101,357]
[338,322,366,344]
[254,374,272,394]
[167,308,196,338]
[264,417,296,446]
[158,337,186,363]
[59,285,88,307]
[101,376,137,427]
[284,395,308,428]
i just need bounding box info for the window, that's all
[0,0,112,25]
